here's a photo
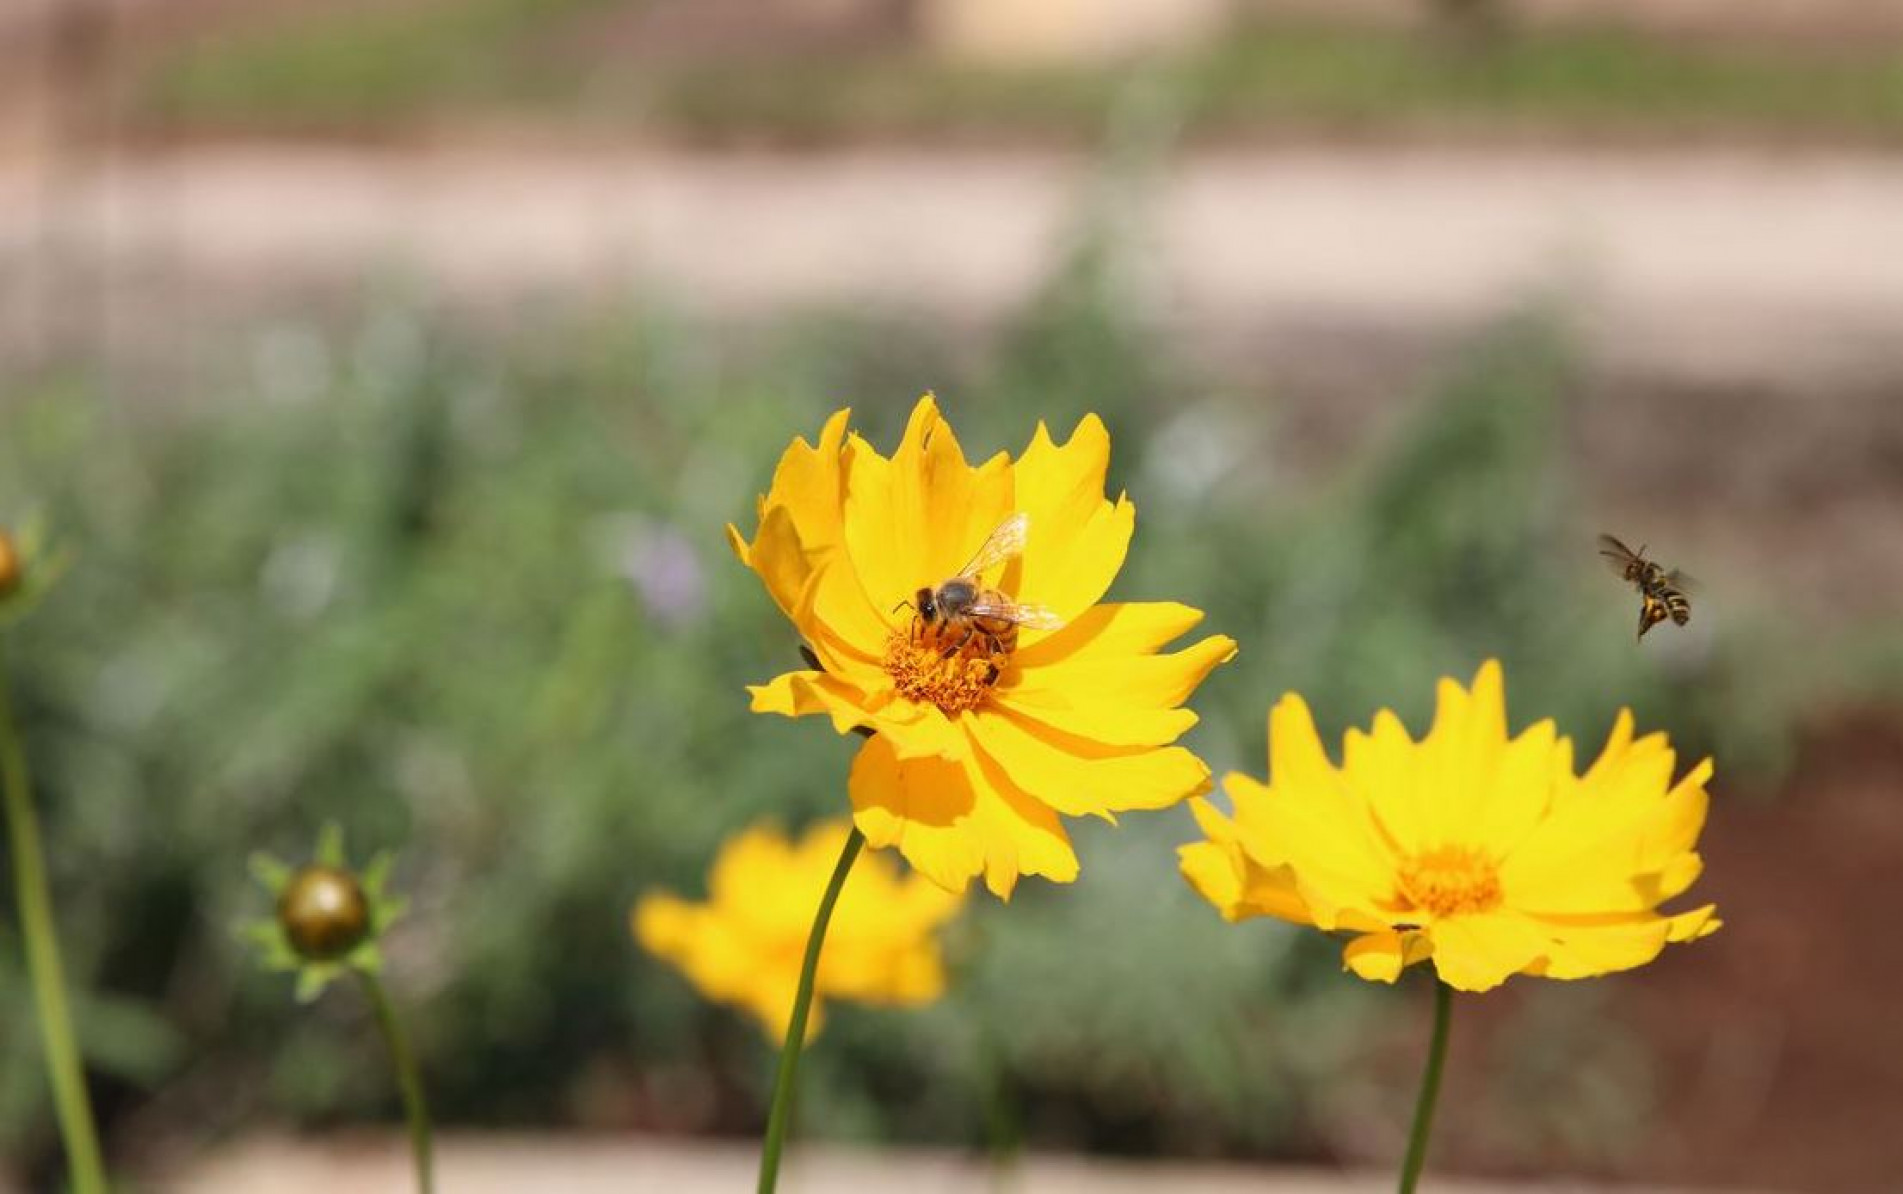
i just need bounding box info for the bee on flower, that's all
[729,395,1237,898]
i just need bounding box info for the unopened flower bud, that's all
[277,864,371,961]
[0,528,20,598]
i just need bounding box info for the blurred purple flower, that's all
[600,514,707,628]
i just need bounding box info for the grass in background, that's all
[143,0,613,133]
[142,12,1903,143]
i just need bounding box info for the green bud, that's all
[277,864,372,961]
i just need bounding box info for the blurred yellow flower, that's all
[1180,661,1719,992]
[635,820,963,1037]
[730,396,1237,898]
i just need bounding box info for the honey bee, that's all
[902,512,1065,669]
[1597,533,1692,641]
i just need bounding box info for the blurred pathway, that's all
[140,1132,1748,1193]
[6,145,1900,619]
[3,144,1903,384]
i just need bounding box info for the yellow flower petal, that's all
[1666,904,1721,942]
[729,409,852,611]
[840,396,1015,615]
[1007,633,1239,718]
[1229,695,1395,908]
[1344,931,1407,983]
[1002,701,1200,749]
[1501,756,1713,914]
[1012,601,1210,670]
[1178,840,1247,920]
[1522,915,1671,980]
[849,733,1078,899]
[633,892,696,958]
[764,407,853,550]
[1519,902,1724,978]
[964,707,1212,819]
[1007,415,1135,625]
[1179,797,1317,925]
[1416,661,1510,842]
[804,554,899,664]
[1342,709,1423,853]
[1426,912,1550,993]
[750,667,972,761]
[732,506,809,624]
[748,669,874,736]
[635,818,962,1040]
[1447,716,1569,859]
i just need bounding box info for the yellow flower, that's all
[634,820,962,1037]
[730,396,1237,898]
[1180,661,1719,992]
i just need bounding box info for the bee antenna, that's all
[892,599,914,614]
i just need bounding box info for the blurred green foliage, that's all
[145,13,1903,144]
[147,0,614,132]
[0,255,1879,1179]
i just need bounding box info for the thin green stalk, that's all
[975,1027,1023,1194]
[360,970,435,1194]
[0,638,108,1194]
[1397,979,1454,1194]
[757,825,864,1194]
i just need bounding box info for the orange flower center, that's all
[883,623,997,715]
[1396,845,1502,919]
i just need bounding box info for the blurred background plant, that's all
[4,0,1903,1190]
[2,265,1894,1182]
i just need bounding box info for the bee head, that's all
[913,586,937,620]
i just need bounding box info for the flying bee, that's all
[900,512,1065,671]
[1597,533,1692,641]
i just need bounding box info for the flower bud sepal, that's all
[0,513,73,628]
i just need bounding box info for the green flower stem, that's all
[757,825,864,1194]
[360,971,435,1194]
[0,638,108,1194]
[1397,979,1454,1194]
[975,1028,1023,1193]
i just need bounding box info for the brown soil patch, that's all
[1615,711,1903,1191]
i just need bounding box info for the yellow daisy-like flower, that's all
[1180,661,1720,992]
[635,820,963,1038]
[730,395,1237,898]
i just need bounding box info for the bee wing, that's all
[1663,567,1698,594]
[1597,532,1639,573]
[957,512,1031,578]
[965,599,1066,631]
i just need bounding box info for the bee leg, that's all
[942,624,975,659]
[984,641,1009,685]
